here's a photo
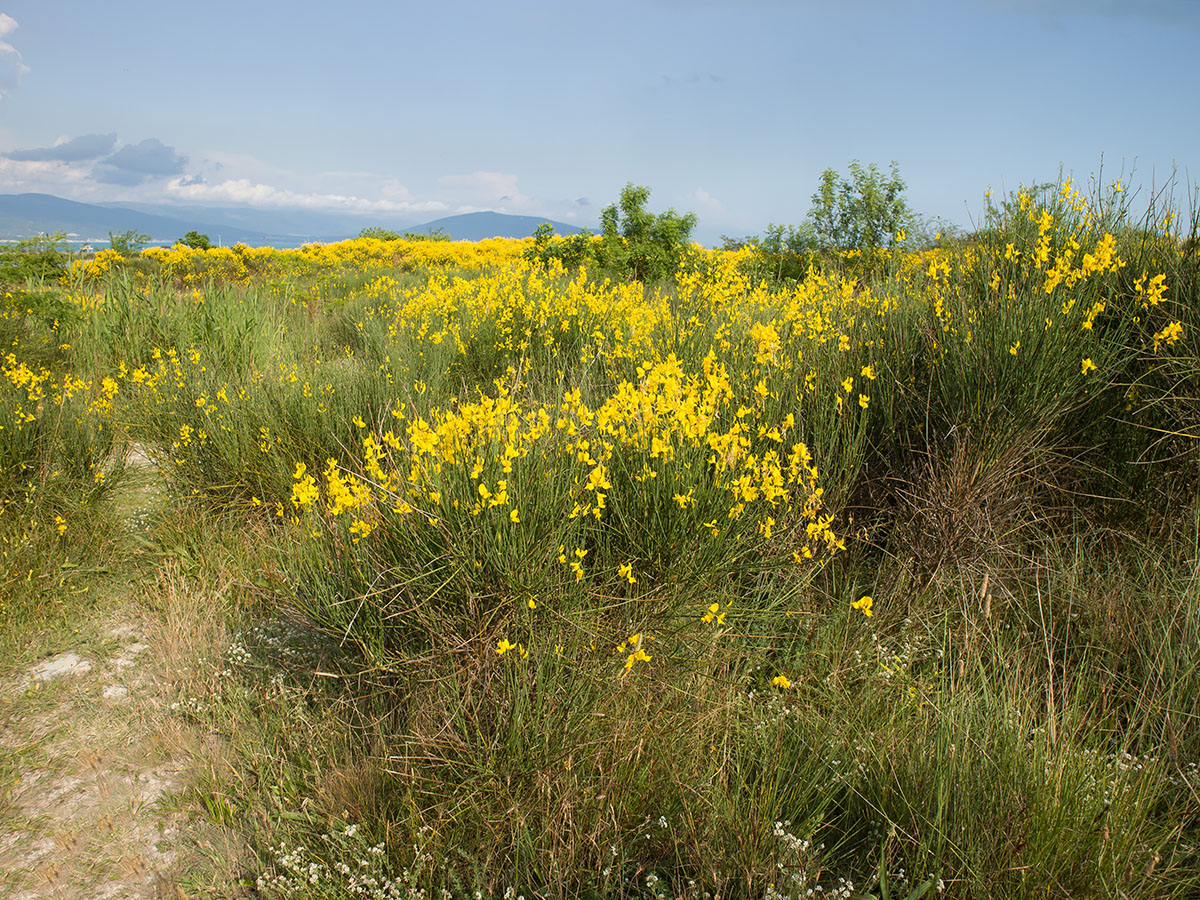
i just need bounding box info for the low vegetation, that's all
[2,171,1198,899]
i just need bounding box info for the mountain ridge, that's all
[0,193,589,244]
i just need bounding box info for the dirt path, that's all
[0,450,202,899]
[0,622,187,899]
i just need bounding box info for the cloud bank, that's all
[6,133,118,162]
[94,138,188,185]
[166,176,449,214]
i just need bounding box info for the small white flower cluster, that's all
[644,872,666,900]
[254,823,430,900]
[169,694,210,717]
[255,842,329,893]
[767,877,857,900]
[827,877,856,900]
[225,640,253,665]
[764,820,822,897]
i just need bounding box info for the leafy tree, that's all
[524,223,595,270]
[0,233,69,285]
[179,230,212,250]
[107,229,151,256]
[596,183,698,282]
[809,160,911,253]
[358,226,401,241]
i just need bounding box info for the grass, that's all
[1,179,1198,898]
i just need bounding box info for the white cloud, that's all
[0,14,30,99]
[438,171,532,211]
[693,187,724,212]
[165,176,448,213]
[0,157,92,191]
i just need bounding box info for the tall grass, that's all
[5,180,1197,897]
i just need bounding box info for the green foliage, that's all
[596,182,698,282]
[17,185,1200,898]
[358,226,401,241]
[723,222,820,283]
[810,160,911,252]
[402,226,450,242]
[179,230,212,250]
[523,185,698,283]
[730,162,912,283]
[523,222,595,270]
[0,233,69,286]
[107,229,151,256]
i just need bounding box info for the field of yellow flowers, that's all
[3,181,1199,899]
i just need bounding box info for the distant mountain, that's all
[0,193,592,245]
[0,193,272,244]
[97,201,416,243]
[406,212,587,240]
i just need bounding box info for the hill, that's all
[0,193,271,244]
[0,193,591,245]
[405,211,586,240]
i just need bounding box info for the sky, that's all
[0,0,1198,243]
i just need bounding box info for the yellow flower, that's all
[858,394,870,409]
[510,508,520,523]
[625,648,651,670]
[1152,321,1184,353]
[618,562,637,584]
[527,597,537,610]
[55,516,66,535]
[1081,357,1097,375]
[841,376,854,394]
[1009,341,1020,356]
[496,638,517,656]
[772,674,792,689]
[851,595,874,617]
[352,415,366,428]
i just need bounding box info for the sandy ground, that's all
[0,623,187,899]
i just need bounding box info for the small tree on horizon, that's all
[597,183,698,282]
[108,230,151,256]
[809,160,911,253]
[358,226,401,241]
[179,230,212,250]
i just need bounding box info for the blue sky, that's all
[1,0,1197,242]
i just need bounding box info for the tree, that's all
[358,226,401,241]
[0,233,69,285]
[809,160,911,253]
[108,230,151,256]
[179,230,212,250]
[524,223,595,270]
[596,183,698,282]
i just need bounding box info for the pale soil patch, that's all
[27,654,93,685]
[0,617,191,900]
